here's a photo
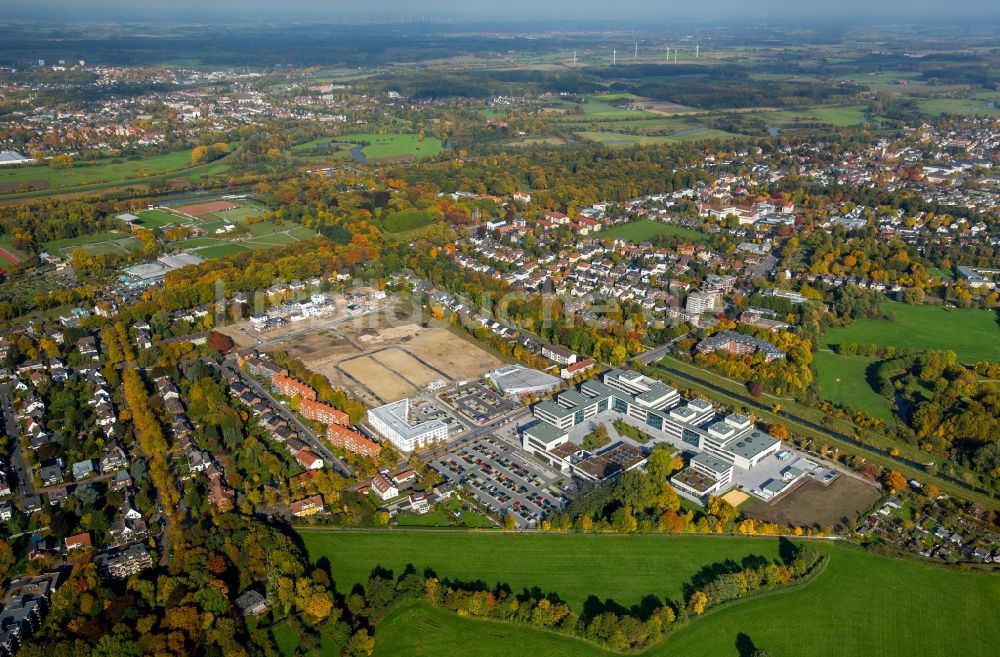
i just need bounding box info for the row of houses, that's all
[238,352,380,460]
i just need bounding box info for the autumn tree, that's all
[884,470,907,492]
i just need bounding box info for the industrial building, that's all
[488,364,561,396]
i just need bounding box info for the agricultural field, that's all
[301,531,784,610]
[43,230,142,259]
[916,94,1000,116]
[821,302,1000,363]
[575,127,735,146]
[549,93,655,120]
[603,219,708,243]
[813,350,894,422]
[762,104,867,126]
[362,537,1000,657]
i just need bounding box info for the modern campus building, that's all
[367,398,448,452]
[523,368,782,502]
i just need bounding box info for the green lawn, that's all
[813,351,894,422]
[822,302,1000,362]
[916,95,1000,116]
[136,209,190,229]
[300,531,782,609]
[0,149,195,190]
[271,623,301,657]
[603,219,708,243]
[43,230,142,257]
[299,133,444,161]
[188,243,250,259]
[370,539,1000,657]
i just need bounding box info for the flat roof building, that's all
[367,398,448,452]
[489,364,561,396]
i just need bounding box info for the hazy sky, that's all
[4,0,997,21]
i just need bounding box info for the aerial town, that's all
[0,6,998,657]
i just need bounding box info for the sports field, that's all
[813,350,894,421]
[603,219,708,243]
[361,536,1000,657]
[43,230,142,258]
[821,302,1000,363]
[300,531,784,609]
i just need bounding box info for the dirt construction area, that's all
[249,304,504,404]
[742,475,882,531]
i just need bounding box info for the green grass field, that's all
[821,302,1000,362]
[366,537,1000,657]
[271,623,301,657]
[764,105,867,126]
[575,128,735,146]
[603,219,708,243]
[916,95,1000,116]
[299,133,444,161]
[136,209,189,229]
[301,531,782,609]
[43,230,142,257]
[813,351,894,421]
[0,149,195,190]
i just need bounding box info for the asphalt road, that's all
[0,383,35,500]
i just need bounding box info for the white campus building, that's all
[367,398,448,452]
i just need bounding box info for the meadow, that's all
[575,127,735,146]
[821,302,1000,363]
[813,351,894,422]
[297,133,443,161]
[762,104,867,126]
[301,531,783,609]
[603,219,708,244]
[0,149,197,191]
[916,95,1000,117]
[359,535,1000,657]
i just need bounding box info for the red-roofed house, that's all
[561,357,596,379]
[290,494,324,517]
[300,398,349,426]
[272,374,317,401]
[327,424,381,459]
[65,532,92,551]
[293,448,324,470]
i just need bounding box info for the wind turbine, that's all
[612,49,616,65]
[696,44,700,58]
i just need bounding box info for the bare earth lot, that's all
[224,302,506,403]
[404,329,503,382]
[373,347,441,388]
[341,355,418,402]
[743,476,881,531]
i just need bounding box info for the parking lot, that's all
[428,436,566,528]
[409,397,467,438]
[443,382,521,424]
